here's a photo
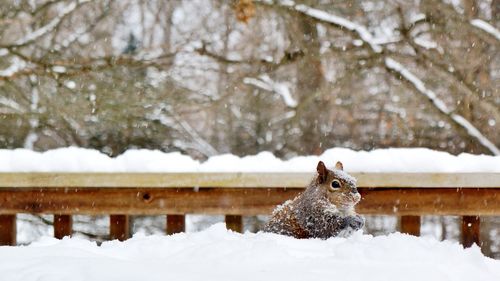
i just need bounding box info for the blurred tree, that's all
[0,0,498,157]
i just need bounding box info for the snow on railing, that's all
[1,147,500,173]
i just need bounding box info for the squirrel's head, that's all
[315,161,360,212]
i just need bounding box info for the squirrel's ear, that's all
[316,161,328,184]
[335,161,344,171]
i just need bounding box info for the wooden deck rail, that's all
[0,172,499,248]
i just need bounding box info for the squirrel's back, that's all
[263,199,309,238]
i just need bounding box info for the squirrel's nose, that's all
[351,187,358,194]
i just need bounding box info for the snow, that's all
[64,80,77,89]
[385,57,500,156]
[0,57,27,77]
[1,147,500,172]
[0,224,498,281]
[13,0,91,47]
[0,97,25,113]
[293,4,383,53]
[52,66,67,73]
[243,74,297,108]
[385,58,449,113]
[414,36,444,54]
[450,114,499,154]
[470,19,500,41]
[331,169,357,187]
[409,13,426,24]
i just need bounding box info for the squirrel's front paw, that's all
[347,215,365,230]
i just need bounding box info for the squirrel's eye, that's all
[331,180,341,189]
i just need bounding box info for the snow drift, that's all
[0,224,498,281]
[0,147,499,172]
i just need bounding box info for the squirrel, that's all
[263,161,364,239]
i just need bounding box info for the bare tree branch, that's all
[2,0,95,48]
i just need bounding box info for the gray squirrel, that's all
[264,161,364,239]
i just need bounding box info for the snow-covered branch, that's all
[470,19,500,41]
[0,57,28,78]
[11,0,92,47]
[385,57,499,155]
[174,117,219,157]
[243,74,297,108]
[263,1,382,53]
[413,37,444,54]
[0,97,26,113]
[293,4,382,53]
[0,48,8,57]
[146,105,218,157]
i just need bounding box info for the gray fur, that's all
[263,165,364,239]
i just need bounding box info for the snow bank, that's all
[0,147,499,172]
[0,224,498,281]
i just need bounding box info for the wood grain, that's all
[0,188,498,216]
[461,216,480,248]
[110,215,129,241]
[0,172,499,188]
[358,188,499,216]
[166,215,185,234]
[54,214,72,239]
[400,216,421,236]
[225,215,243,233]
[0,215,16,245]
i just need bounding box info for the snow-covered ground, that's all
[0,224,499,281]
[2,147,500,269]
[1,147,499,172]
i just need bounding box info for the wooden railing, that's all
[0,172,499,248]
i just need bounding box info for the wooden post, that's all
[0,215,16,246]
[461,216,480,248]
[401,216,420,236]
[54,215,72,239]
[225,215,243,233]
[110,215,129,241]
[166,215,185,235]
